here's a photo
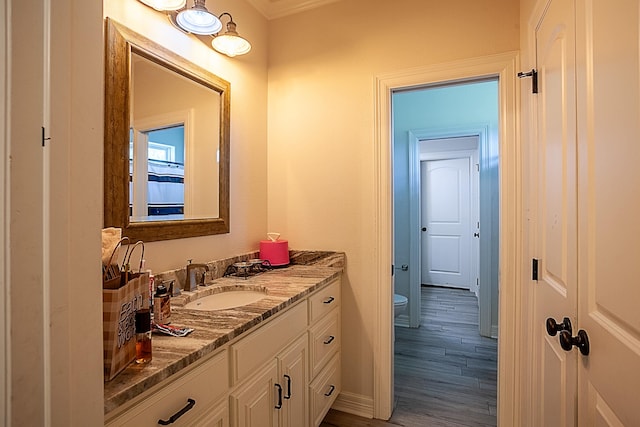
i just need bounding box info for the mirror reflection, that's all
[130,52,220,222]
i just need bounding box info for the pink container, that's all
[259,239,289,266]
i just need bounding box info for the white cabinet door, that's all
[192,398,229,427]
[278,335,308,427]
[533,1,578,426]
[575,0,640,424]
[230,360,279,427]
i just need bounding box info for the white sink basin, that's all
[183,290,267,311]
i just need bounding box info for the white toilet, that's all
[393,294,408,318]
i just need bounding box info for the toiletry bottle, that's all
[153,283,171,325]
[147,271,154,311]
[135,308,152,364]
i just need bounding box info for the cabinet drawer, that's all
[309,310,340,379]
[308,279,340,325]
[309,353,341,427]
[230,301,307,384]
[105,350,228,427]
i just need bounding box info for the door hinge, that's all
[517,69,538,94]
[42,126,51,147]
[391,264,395,277]
[532,258,539,281]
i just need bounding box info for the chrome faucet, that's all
[186,260,209,292]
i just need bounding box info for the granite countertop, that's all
[104,251,345,415]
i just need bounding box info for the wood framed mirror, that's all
[104,18,230,242]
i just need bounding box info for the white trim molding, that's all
[409,126,488,333]
[0,0,9,423]
[246,0,341,20]
[373,51,522,424]
[332,391,374,419]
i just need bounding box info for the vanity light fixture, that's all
[175,0,222,35]
[211,13,252,57]
[137,0,251,56]
[138,0,186,11]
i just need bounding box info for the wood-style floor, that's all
[321,286,497,427]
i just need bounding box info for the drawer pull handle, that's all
[275,383,283,409]
[158,398,195,425]
[324,335,335,345]
[284,374,292,399]
[323,296,335,304]
[324,385,336,397]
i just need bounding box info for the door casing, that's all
[407,126,497,337]
[373,52,521,423]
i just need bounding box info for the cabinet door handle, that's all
[323,296,335,304]
[323,335,335,345]
[157,398,196,425]
[275,384,283,409]
[283,374,292,399]
[324,385,336,397]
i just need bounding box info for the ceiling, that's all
[245,0,341,20]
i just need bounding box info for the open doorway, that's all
[392,80,499,339]
[390,80,499,425]
[372,52,521,424]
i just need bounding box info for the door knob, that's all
[546,317,572,336]
[474,232,480,238]
[559,329,590,356]
[421,227,427,232]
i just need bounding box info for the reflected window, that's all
[129,124,186,220]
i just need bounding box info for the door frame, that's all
[403,138,481,329]
[411,126,496,338]
[373,51,522,423]
[0,0,8,423]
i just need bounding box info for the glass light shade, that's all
[176,1,222,35]
[212,22,251,57]
[212,35,252,57]
[138,0,186,11]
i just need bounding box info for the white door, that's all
[533,0,578,425]
[533,0,640,425]
[420,157,471,289]
[575,0,640,424]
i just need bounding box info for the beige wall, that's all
[104,0,269,272]
[267,0,519,406]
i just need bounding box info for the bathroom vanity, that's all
[104,252,343,427]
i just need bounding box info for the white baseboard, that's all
[393,314,410,328]
[331,391,374,419]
